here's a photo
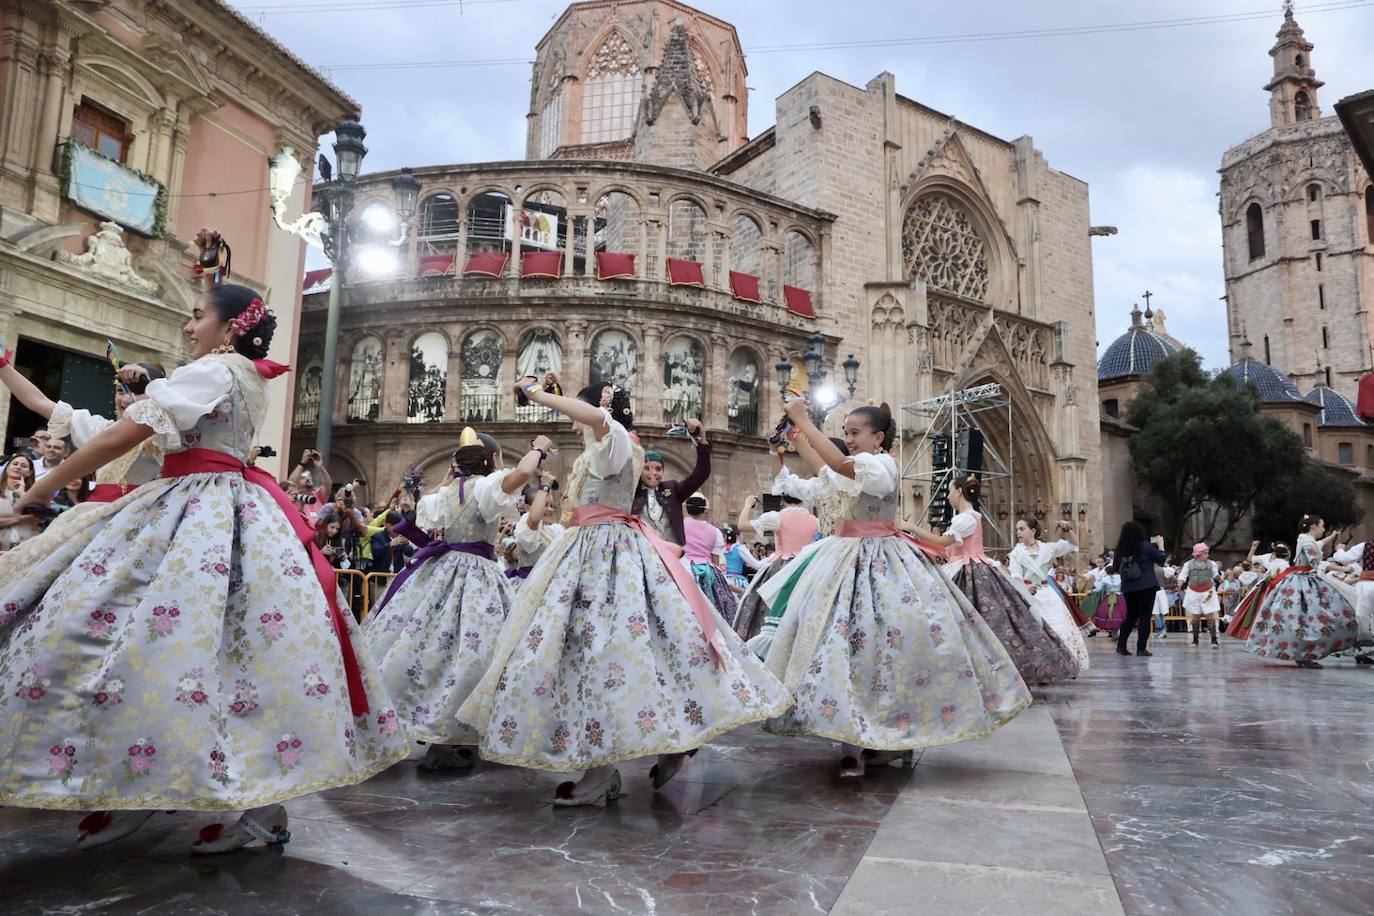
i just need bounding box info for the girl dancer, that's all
[1227,541,1291,640]
[908,478,1080,683]
[1007,517,1091,671]
[1245,515,1358,668]
[722,526,762,593]
[1327,540,1374,664]
[509,470,565,587]
[457,378,790,806]
[0,280,407,851]
[683,493,738,621]
[364,428,547,769]
[732,491,819,641]
[1177,543,1221,648]
[757,400,1030,777]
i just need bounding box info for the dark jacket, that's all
[1114,542,1168,593]
[632,442,711,546]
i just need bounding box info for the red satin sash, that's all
[834,519,944,560]
[570,505,723,664]
[161,448,368,716]
[88,483,136,503]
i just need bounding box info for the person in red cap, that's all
[1176,542,1222,647]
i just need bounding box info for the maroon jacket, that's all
[631,443,711,546]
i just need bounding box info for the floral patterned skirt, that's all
[951,562,1081,684]
[763,537,1031,750]
[732,558,793,641]
[693,563,738,622]
[363,552,514,745]
[1026,582,1090,671]
[1227,576,1275,639]
[457,523,792,772]
[1245,570,1358,662]
[0,472,409,812]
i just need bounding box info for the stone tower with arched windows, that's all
[1220,6,1374,398]
[526,0,747,169]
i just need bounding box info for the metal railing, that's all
[459,391,500,423]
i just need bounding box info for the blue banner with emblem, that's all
[63,142,163,236]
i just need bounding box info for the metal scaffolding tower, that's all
[900,383,1015,548]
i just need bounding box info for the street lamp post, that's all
[302,118,420,464]
[774,332,860,427]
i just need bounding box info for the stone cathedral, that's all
[1220,6,1374,397]
[296,0,1103,548]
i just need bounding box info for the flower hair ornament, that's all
[230,298,273,346]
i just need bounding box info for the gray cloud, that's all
[239,0,1374,369]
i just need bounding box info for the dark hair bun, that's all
[205,284,275,360]
[956,473,982,505]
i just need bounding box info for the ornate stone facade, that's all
[1220,8,1374,399]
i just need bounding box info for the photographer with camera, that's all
[632,417,710,547]
[288,448,332,526]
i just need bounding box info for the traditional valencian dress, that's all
[0,401,165,589]
[732,505,819,642]
[0,353,408,812]
[509,510,566,590]
[363,468,519,745]
[943,510,1080,684]
[1244,533,1358,663]
[1007,538,1090,671]
[457,411,791,771]
[1227,552,1290,639]
[684,516,738,621]
[756,453,1030,750]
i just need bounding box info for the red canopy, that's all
[418,253,455,278]
[784,285,815,318]
[667,258,704,287]
[729,271,762,303]
[302,267,332,290]
[521,250,563,278]
[597,251,636,280]
[462,251,509,278]
[1358,374,1374,422]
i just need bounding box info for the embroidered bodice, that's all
[1295,533,1323,567]
[570,415,639,513]
[944,510,990,564]
[126,355,265,463]
[1008,539,1074,586]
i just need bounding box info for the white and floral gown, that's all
[457,412,792,771]
[1246,533,1358,662]
[0,402,164,587]
[758,453,1031,750]
[0,353,408,812]
[1007,539,1091,671]
[510,512,566,592]
[364,470,518,745]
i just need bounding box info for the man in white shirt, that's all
[32,432,68,480]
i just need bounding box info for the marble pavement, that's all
[2,637,1371,914]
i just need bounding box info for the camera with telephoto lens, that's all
[294,492,317,506]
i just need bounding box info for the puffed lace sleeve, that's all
[582,410,633,478]
[1048,538,1078,561]
[471,469,519,521]
[1332,542,1363,565]
[751,510,782,534]
[416,493,443,533]
[830,452,898,498]
[944,511,980,544]
[47,401,115,448]
[776,468,821,503]
[126,360,234,452]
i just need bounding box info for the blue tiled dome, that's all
[1222,357,1305,403]
[1098,324,1179,381]
[1304,384,1366,427]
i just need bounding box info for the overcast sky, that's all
[235,0,1374,369]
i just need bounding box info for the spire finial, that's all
[1130,303,1142,327]
[1283,0,1294,19]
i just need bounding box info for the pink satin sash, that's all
[834,519,943,560]
[571,505,724,664]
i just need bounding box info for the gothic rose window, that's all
[902,192,991,302]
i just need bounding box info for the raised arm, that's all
[737,494,760,535]
[673,418,711,497]
[524,470,557,530]
[15,418,152,509]
[517,377,608,440]
[502,436,551,495]
[0,351,57,420]
[785,398,852,478]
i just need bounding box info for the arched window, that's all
[783,230,816,292]
[1263,335,1271,364]
[407,332,448,423]
[1365,187,1374,243]
[727,347,761,435]
[589,329,637,394]
[667,198,708,264]
[1307,184,1322,202]
[662,336,704,424]
[902,192,990,302]
[581,33,641,144]
[293,350,323,427]
[460,330,502,422]
[1295,91,1312,122]
[730,212,765,296]
[516,329,562,422]
[347,337,383,423]
[1246,202,1265,261]
[418,194,460,274]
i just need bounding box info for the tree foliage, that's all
[1252,462,1362,548]
[1126,351,1305,551]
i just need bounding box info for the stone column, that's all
[499,338,518,419]
[148,107,177,183]
[445,343,462,422]
[708,333,730,433]
[31,47,69,176]
[383,332,410,421]
[641,324,664,425]
[563,319,587,393]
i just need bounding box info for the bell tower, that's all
[1265,2,1324,127]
